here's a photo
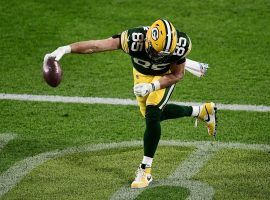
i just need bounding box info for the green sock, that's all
[143,104,192,158]
[161,104,192,121]
[143,105,162,158]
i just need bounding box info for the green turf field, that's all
[0,0,269,199]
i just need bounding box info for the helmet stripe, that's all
[167,21,174,52]
[162,19,173,53]
[161,19,169,51]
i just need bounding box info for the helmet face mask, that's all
[145,40,171,63]
[145,19,177,63]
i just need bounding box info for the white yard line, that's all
[0,133,17,151]
[110,143,219,200]
[0,93,269,112]
[0,136,269,199]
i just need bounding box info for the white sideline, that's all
[0,136,269,199]
[0,93,270,112]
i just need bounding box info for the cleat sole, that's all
[213,106,217,138]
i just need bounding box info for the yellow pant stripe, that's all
[158,84,175,109]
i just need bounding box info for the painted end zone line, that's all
[0,93,269,112]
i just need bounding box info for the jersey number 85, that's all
[131,33,144,51]
[173,37,187,57]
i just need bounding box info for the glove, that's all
[134,83,153,97]
[43,45,71,63]
[133,81,160,97]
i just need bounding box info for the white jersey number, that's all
[133,57,169,71]
[173,37,187,57]
[131,33,144,52]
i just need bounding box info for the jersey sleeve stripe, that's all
[120,31,129,53]
[183,36,192,57]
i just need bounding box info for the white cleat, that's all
[131,165,152,189]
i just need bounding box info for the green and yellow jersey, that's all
[120,26,192,75]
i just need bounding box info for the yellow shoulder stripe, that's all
[121,31,129,53]
[183,36,192,57]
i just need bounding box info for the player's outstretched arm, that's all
[70,37,121,54]
[44,37,120,62]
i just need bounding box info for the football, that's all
[43,58,62,87]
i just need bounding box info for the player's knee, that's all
[145,105,162,123]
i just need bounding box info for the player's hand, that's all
[133,83,154,97]
[43,45,71,64]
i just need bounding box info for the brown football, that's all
[43,58,62,87]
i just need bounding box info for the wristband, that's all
[62,45,71,54]
[151,80,161,91]
[53,45,72,61]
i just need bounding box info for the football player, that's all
[44,19,217,189]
